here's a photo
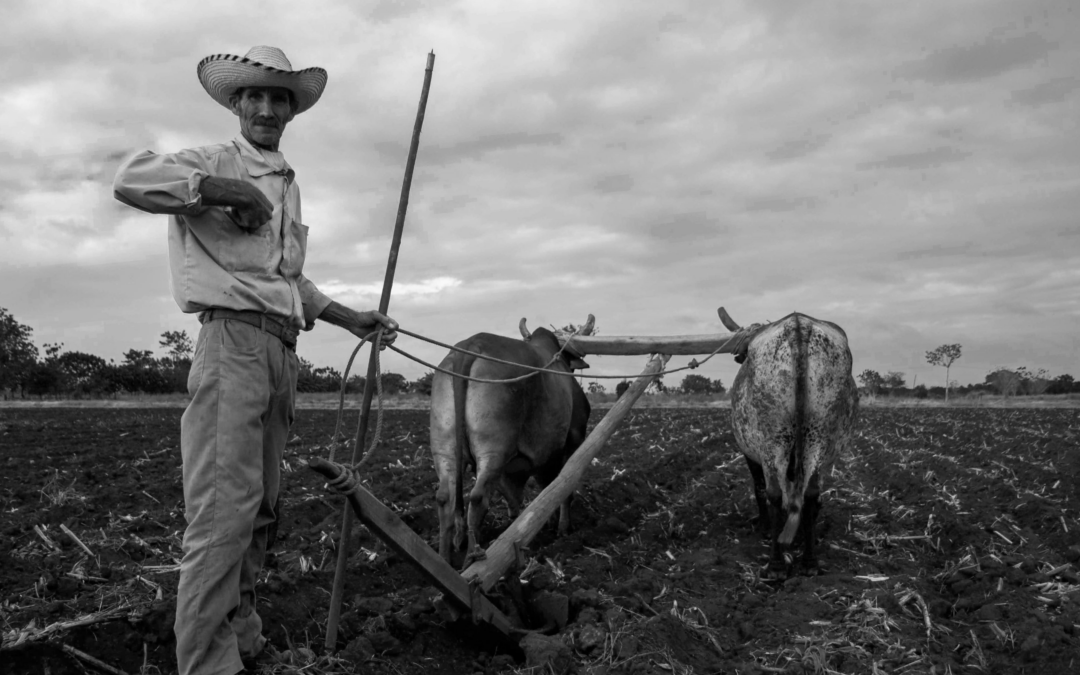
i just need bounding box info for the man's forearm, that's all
[197,176,251,208]
[318,301,361,330]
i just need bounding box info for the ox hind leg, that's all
[798,471,822,573]
[465,447,517,565]
[745,456,772,534]
[746,456,787,577]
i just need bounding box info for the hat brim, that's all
[197,54,327,115]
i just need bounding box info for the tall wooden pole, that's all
[324,51,435,651]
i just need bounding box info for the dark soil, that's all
[1,405,1078,674]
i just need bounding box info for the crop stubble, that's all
[1,406,1078,674]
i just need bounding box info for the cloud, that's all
[0,0,1077,387]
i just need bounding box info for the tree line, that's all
[858,343,1076,399]
[0,308,432,399]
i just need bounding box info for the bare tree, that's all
[926,344,962,401]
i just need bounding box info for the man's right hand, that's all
[198,176,273,232]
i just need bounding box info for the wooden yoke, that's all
[461,353,669,593]
[555,307,756,356]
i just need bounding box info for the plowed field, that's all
[2,405,1078,674]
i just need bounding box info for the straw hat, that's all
[197,46,327,115]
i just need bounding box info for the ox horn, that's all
[579,314,596,336]
[519,317,531,339]
[717,307,742,332]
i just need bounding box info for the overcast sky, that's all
[2,0,1077,391]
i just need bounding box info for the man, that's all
[113,46,397,675]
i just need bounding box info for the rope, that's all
[327,330,385,469]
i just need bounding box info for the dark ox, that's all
[729,312,858,576]
[429,319,591,565]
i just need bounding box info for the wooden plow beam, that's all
[308,458,517,639]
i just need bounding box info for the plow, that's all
[311,308,765,652]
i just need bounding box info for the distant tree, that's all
[883,371,905,394]
[411,372,434,396]
[587,381,605,395]
[711,378,726,395]
[680,374,713,395]
[615,380,630,398]
[858,369,885,395]
[1047,374,1075,395]
[912,384,929,399]
[54,351,108,392]
[985,368,1021,397]
[346,374,366,394]
[159,330,193,362]
[925,344,962,401]
[0,308,39,394]
[379,372,408,395]
[1016,367,1051,396]
[123,349,156,369]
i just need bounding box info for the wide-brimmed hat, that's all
[197,46,327,115]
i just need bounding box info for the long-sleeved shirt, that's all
[113,135,332,332]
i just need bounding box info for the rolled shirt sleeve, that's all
[113,149,211,215]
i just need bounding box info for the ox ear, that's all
[568,357,590,370]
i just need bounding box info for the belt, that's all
[199,309,299,350]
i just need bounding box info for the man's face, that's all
[229,86,296,151]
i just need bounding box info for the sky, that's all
[1,0,1078,392]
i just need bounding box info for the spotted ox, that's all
[728,311,859,576]
[429,318,592,566]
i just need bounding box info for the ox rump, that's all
[729,311,859,577]
[430,319,593,567]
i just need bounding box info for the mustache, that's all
[252,117,279,128]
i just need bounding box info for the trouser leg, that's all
[175,320,273,675]
[234,342,296,656]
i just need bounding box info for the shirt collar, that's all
[233,134,294,181]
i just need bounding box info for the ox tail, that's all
[780,314,809,546]
[778,502,802,545]
[451,347,477,547]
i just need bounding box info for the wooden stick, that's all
[60,524,94,557]
[325,51,436,652]
[557,333,742,356]
[60,644,131,675]
[462,354,669,593]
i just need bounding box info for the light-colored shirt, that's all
[113,135,332,331]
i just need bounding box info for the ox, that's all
[728,311,859,576]
[429,318,592,565]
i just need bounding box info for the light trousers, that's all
[175,318,297,675]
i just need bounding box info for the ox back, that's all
[429,328,590,566]
[730,312,858,575]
